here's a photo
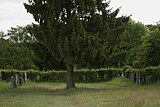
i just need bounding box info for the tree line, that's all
[1,20,159,70]
[0,25,66,71]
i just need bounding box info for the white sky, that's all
[0,0,160,32]
[0,0,34,32]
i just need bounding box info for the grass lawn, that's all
[0,78,160,107]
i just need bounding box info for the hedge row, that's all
[0,68,122,83]
[1,66,160,84]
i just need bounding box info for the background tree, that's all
[0,31,6,39]
[0,37,11,69]
[7,25,66,70]
[137,25,160,67]
[147,24,157,32]
[110,20,149,67]
[24,0,129,88]
[4,26,35,70]
[8,25,35,43]
[0,26,35,70]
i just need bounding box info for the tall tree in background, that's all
[6,26,35,70]
[0,31,5,39]
[0,37,10,69]
[8,25,35,43]
[24,0,129,88]
[137,25,160,67]
[113,20,149,67]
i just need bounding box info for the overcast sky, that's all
[0,0,33,32]
[0,0,160,32]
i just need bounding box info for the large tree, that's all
[24,0,129,88]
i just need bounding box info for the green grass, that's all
[0,78,160,107]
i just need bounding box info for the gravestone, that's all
[10,76,14,88]
[14,74,18,88]
[135,72,140,84]
[146,76,151,84]
[10,72,28,88]
[130,73,135,81]
[121,72,125,78]
[24,72,28,83]
[10,71,14,88]
[138,73,141,84]
[19,73,23,86]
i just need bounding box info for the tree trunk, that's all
[66,64,76,89]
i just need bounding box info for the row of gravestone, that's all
[10,71,28,88]
[122,72,152,84]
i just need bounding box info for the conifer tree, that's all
[24,0,129,88]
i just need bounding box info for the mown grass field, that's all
[0,78,160,107]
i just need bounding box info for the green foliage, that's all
[24,0,129,88]
[0,26,35,70]
[137,25,160,67]
[24,0,129,68]
[122,65,132,72]
[1,69,122,83]
[39,71,66,82]
[0,25,66,71]
[112,20,149,67]
[0,31,6,39]
[147,24,157,31]
[0,39,10,69]
[8,25,35,43]
[31,42,66,71]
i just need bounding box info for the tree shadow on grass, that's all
[1,85,109,97]
[0,79,141,97]
[1,86,134,97]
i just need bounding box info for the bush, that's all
[1,70,12,82]
[27,70,40,81]
[39,71,66,82]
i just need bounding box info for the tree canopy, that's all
[137,25,160,68]
[117,20,149,67]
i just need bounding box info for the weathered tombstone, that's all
[138,73,141,84]
[146,75,151,84]
[14,74,18,88]
[121,72,125,78]
[19,73,23,86]
[141,74,145,84]
[13,76,16,88]
[24,72,28,83]
[10,76,14,88]
[135,72,138,84]
[135,72,140,84]
[10,71,14,88]
[130,73,135,81]
[10,76,13,85]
